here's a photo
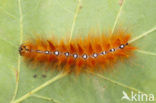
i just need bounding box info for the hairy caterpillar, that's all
[19,30,136,75]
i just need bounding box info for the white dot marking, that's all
[82,54,87,59]
[73,54,78,58]
[54,51,59,55]
[93,53,98,58]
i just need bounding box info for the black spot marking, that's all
[42,74,47,78]
[33,74,37,78]
[24,46,30,51]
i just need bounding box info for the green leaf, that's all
[0,0,156,103]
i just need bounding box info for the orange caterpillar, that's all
[19,30,136,74]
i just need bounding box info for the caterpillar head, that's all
[19,43,31,56]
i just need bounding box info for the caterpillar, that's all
[19,30,136,75]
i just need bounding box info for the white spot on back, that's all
[93,53,98,58]
[82,54,87,59]
[54,51,59,55]
[73,54,78,58]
